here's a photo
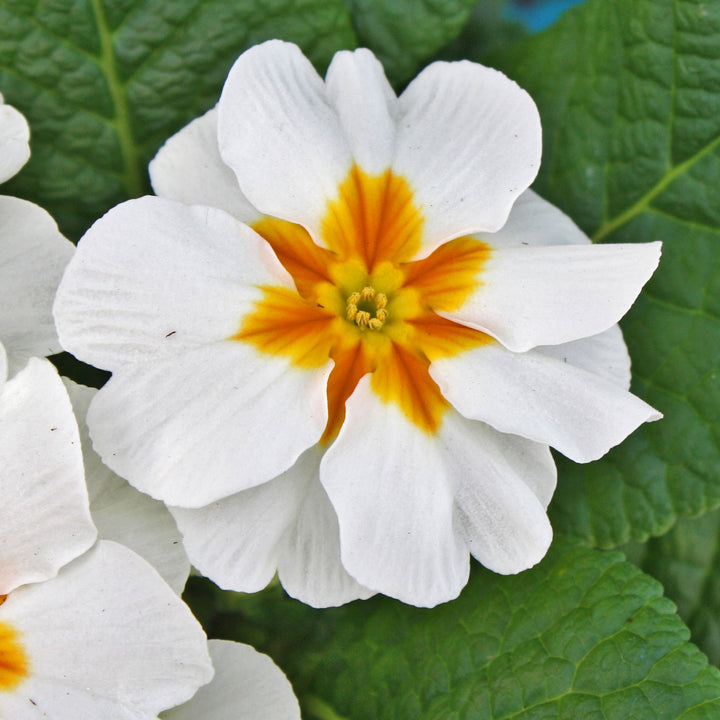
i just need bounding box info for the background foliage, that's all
[3,0,720,716]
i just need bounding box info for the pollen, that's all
[346,286,389,330]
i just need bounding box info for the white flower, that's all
[54,41,661,607]
[0,358,213,717]
[162,640,300,720]
[0,92,74,378]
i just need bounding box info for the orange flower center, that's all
[233,164,492,441]
[0,603,29,693]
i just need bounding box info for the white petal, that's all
[88,343,330,507]
[442,413,554,574]
[278,475,375,608]
[441,242,662,351]
[325,48,398,174]
[162,640,300,720]
[0,359,95,594]
[218,40,352,238]
[320,377,468,607]
[0,339,7,389]
[393,60,541,255]
[0,95,30,183]
[536,324,632,389]
[431,343,661,463]
[54,195,289,371]
[0,195,74,375]
[481,189,591,247]
[0,541,213,720]
[64,379,190,594]
[149,107,260,223]
[170,448,316,592]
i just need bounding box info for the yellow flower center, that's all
[0,599,29,693]
[233,164,493,441]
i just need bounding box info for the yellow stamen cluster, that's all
[346,286,389,330]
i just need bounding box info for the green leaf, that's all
[490,0,720,547]
[625,508,720,666]
[192,541,720,720]
[344,0,477,86]
[0,0,356,240]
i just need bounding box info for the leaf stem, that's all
[303,695,352,720]
[90,0,144,198]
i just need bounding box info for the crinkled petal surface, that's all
[0,196,74,375]
[0,359,95,594]
[431,343,660,463]
[54,195,289,370]
[149,107,260,223]
[320,378,469,607]
[0,93,30,183]
[392,60,541,255]
[440,241,662,351]
[218,40,352,239]
[443,413,555,573]
[277,471,375,607]
[88,343,330,507]
[162,640,300,720]
[64,379,189,594]
[0,541,213,720]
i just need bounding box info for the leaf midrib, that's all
[90,0,144,198]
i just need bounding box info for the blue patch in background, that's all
[505,0,587,31]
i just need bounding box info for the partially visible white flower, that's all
[0,93,74,376]
[63,377,191,594]
[0,359,213,717]
[54,41,662,608]
[0,92,30,184]
[162,640,300,720]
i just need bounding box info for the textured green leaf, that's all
[344,0,477,85]
[490,0,720,548]
[192,541,720,720]
[625,508,720,667]
[0,0,356,240]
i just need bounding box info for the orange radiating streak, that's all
[252,217,336,299]
[409,312,492,362]
[370,341,449,434]
[322,341,373,444]
[0,620,29,692]
[322,166,424,270]
[233,287,336,369]
[402,236,491,312]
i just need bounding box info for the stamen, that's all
[356,310,371,328]
[360,286,376,301]
[345,286,390,330]
[375,293,388,310]
[346,303,358,322]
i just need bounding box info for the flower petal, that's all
[64,379,190,594]
[392,60,541,255]
[0,94,30,183]
[218,40,351,239]
[0,195,74,375]
[324,48,398,174]
[162,640,300,720]
[0,540,213,719]
[0,359,96,594]
[439,241,662,351]
[536,324,631,389]
[481,189,591,247]
[149,107,260,223]
[321,377,468,607]
[430,342,661,463]
[54,195,289,371]
[278,474,375,607]
[88,343,330,507]
[170,448,315,592]
[443,413,554,574]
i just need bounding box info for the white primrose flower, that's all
[0,358,213,718]
[0,92,74,377]
[163,640,300,720]
[54,40,662,608]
